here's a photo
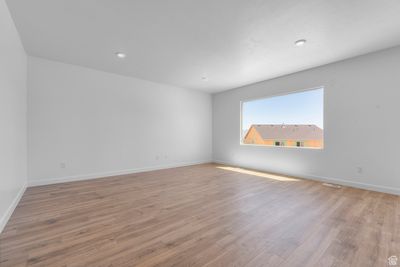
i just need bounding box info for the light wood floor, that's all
[0,164,399,266]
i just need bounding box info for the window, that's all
[241,88,324,149]
[275,141,285,146]
[296,141,304,147]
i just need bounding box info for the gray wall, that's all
[0,0,27,232]
[28,57,212,185]
[213,46,400,195]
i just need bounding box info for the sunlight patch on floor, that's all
[217,166,300,182]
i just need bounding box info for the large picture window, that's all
[241,87,324,149]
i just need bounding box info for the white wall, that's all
[28,57,212,185]
[0,0,27,232]
[213,46,400,195]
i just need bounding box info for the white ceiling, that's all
[6,0,400,93]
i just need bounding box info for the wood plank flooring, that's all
[0,163,399,266]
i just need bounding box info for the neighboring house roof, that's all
[246,124,323,140]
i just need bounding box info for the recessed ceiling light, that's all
[115,52,127,59]
[295,39,307,46]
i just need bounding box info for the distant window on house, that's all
[241,88,324,149]
[296,141,304,147]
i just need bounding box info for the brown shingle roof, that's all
[249,124,323,140]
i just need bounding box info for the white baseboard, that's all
[0,182,27,234]
[28,160,212,187]
[213,159,400,196]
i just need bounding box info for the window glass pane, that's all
[241,88,324,149]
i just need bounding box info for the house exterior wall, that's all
[243,127,264,144]
[243,127,323,148]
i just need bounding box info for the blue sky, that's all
[242,88,324,131]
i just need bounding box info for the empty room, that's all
[1,0,400,266]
